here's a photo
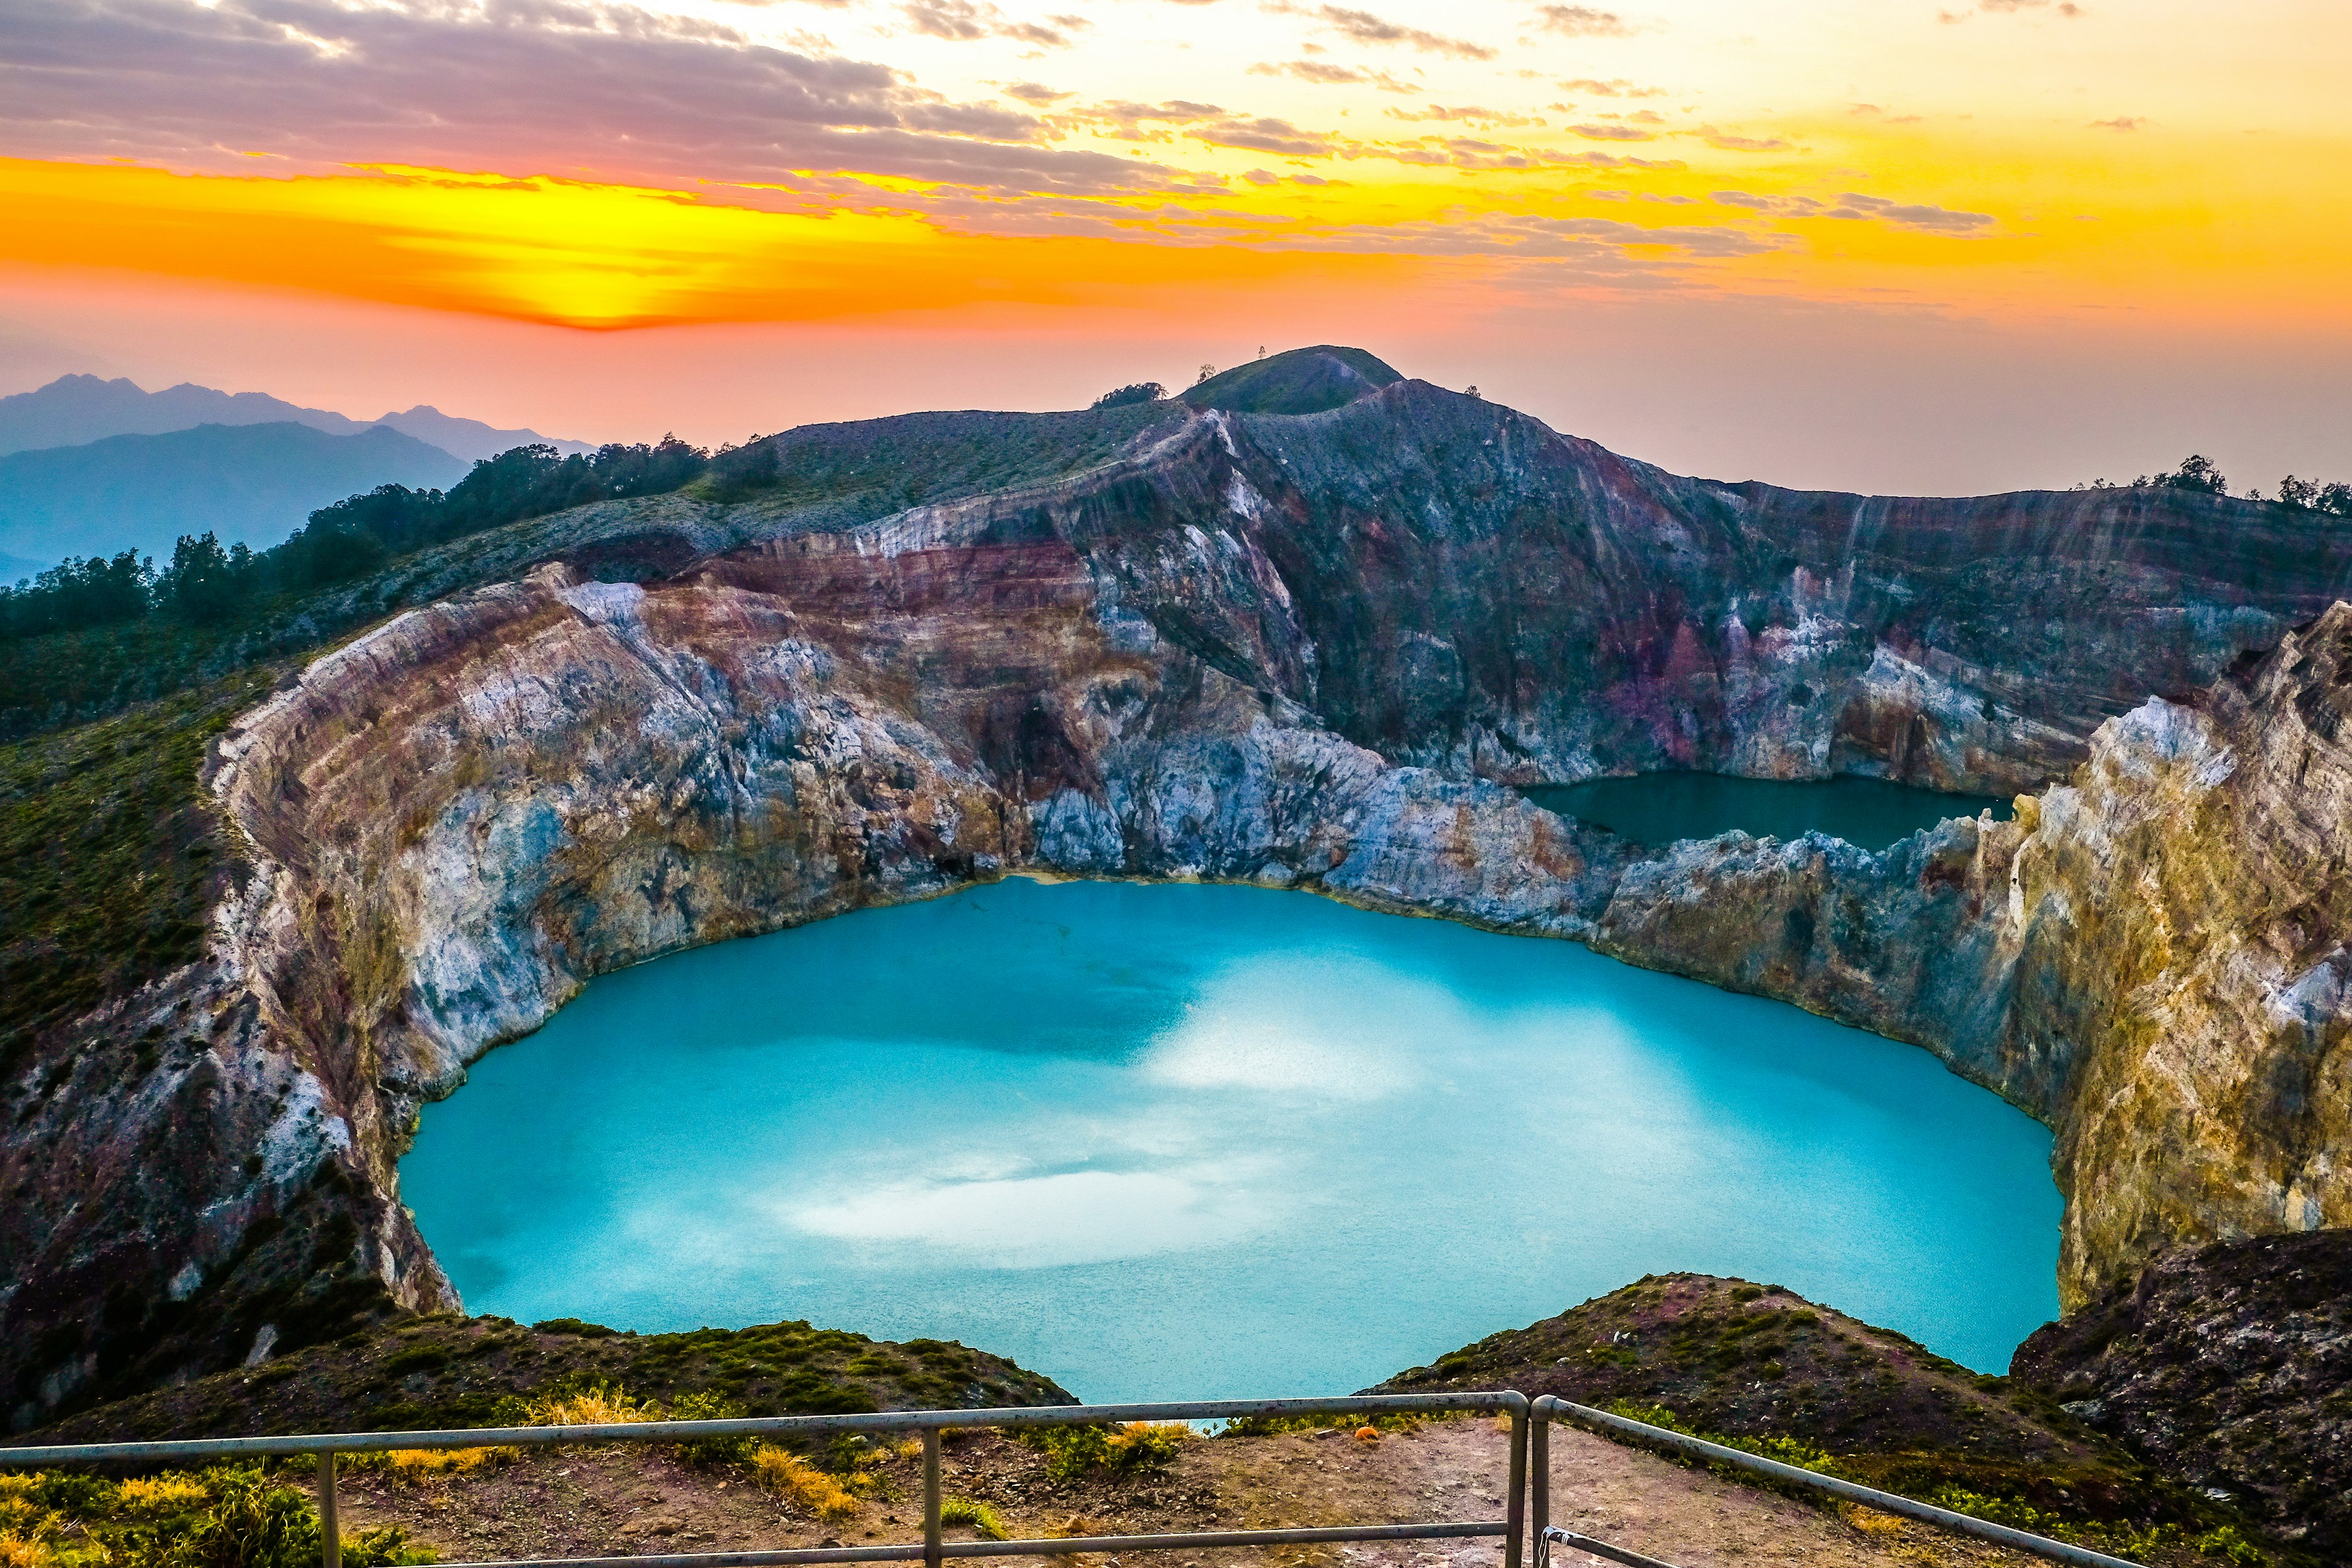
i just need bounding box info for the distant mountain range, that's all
[0,422,469,571]
[0,374,589,462]
[0,374,592,577]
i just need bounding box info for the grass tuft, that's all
[752,1449,859,1522]
[938,1499,1008,1540]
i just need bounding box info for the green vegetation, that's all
[2078,451,2352,511]
[0,1464,431,1568]
[937,1498,1009,1540]
[1090,382,1166,410]
[31,1315,1066,1449]
[1013,1423,1190,1483]
[0,674,268,1069]
[689,403,1180,509]
[1595,1399,2267,1565]
[0,439,709,645]
[1182,346,1401,417]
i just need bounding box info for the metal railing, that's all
[0,1389,2155,1568]
[1528,1395,2142,1568]
[2,1393,1529,1568]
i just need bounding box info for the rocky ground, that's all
[321,1414,2058,1568]
[1372,1276,2269,1564]
[2013,1230,2352,1560]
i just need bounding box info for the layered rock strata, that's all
[9,377,2352,1425]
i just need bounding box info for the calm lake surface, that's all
[1522,774,2011,852]
[404,880,2060,1400]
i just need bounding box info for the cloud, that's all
[2088,115,2144,130]
[1000,80,1070,105]
[1713,189,1996,233]
[900,0,1087,46]
[1387,104,1545,127]
[1275,211,1784,270]
[1703,132,1793,151]
[1570,123,1656,141]
[1558,77,1665,97]
[0,0,1182,197]
[1941,0,2082,17]
[1249,58,1417,90]
[1303,4,1495,59]
[1191,115,1338,156]
[1533,4,1629,35]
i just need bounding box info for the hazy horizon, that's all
[4,0,2345,497]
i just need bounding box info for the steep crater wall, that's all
[10,381,2352,1426]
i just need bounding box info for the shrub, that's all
[117,1476,211,1516]
[938,1498,1008,1540]
[522,1381,649,1428]
[1091,383,1165,409]
[753,1449,859,1521]
[666,1391,758,1467]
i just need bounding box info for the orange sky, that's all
[1,0,2346,491]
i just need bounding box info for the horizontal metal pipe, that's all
[1,1393,1525,1468]
[947,1520,1506,1558]
[430,1521,1509,1568]
[1539,1526,1685,1568]
[1531,1397,2143,1568]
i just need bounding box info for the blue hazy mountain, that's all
[0,422,470,571]
[0,374,588,462]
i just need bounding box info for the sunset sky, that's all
[2,0,2345,492]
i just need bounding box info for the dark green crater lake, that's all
[1521,773,2012,852]
[402,880,2059,1402]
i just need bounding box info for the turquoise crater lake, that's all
[403,880,2060,1400]
[1522,774,2011,852]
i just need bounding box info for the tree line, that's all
[0,437,710,641]
[2082,453,2352,512]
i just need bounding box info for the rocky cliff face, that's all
[1594,606,2352,1305]
[8,374,2350,1426]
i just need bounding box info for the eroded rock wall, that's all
[1594,608,2352,1304]
[10,379,2352,1421]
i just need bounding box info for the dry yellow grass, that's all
[526,1387,650,1428]
[894,1438,925,1462]
[0,1536,53,1568]
[0,1482,34,1502]
[1838,1502,1906,1538]
[117,1476,210,1515]
[384,1447,518,1478]
[752,1448,859,1522]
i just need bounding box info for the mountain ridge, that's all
[0,373,589,461]
[0,421,469,569]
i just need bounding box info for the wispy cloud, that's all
[1276,3,1496,60]
[1387,104,1545,127]
[901,0,1088,47]
[1940,0,2082,18]
[1714,189,1996,233]
[1249,58,1417,91]
[1533,5,1630,36]
[1558,77,1665,97]
[2088,115,2144,130]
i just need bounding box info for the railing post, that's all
[922,1427,942,1568]
[1504,1401,1528,1568]
[1530,1400,1551,1545]
[317,1450,341,1568]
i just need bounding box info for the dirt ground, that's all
[336,1415,2047,1568]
